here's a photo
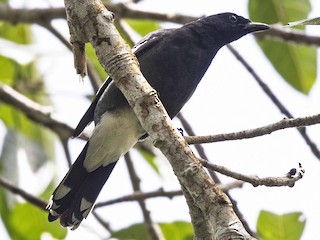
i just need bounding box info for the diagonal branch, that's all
[0,175,48,210]
[0,82,90,140]
[227,44,320,160]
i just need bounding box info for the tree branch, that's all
[1,4,319,47]
[2,80,319,149]
[177,112,257,236]
[200,160,305,187]
[256,25,320,46]
[0,82,77,140]
[185,114,320,145]
[95,181,243,208]
[63,1,255,238]
[227,44,320,160]
[0,3,194,25]
[0,175,47,210]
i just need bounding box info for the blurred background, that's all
[0,0,319,239]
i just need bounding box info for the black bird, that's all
[47,12,269,229]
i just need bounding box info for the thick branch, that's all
[64,1,253,238]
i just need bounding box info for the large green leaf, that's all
[8,203,67,240]
[0,22,31,44]
[0,56,54,168]
[160,221,193,240]
[112,221,193,240]
[257,210,305,240]
[112,223,151,240]
[248,0,316,94]
[0,56,15,82]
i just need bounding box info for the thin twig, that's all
[185,114,320,145]
[200,159,304,187]
[95,181,243,209]
[91,212,113,233]
[0,175,48,210]
[95,188,182,208]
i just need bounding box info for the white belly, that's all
[83,108,144,172]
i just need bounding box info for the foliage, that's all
[249,0,317,94]
[257,210,306,240]
[112,221,193,240]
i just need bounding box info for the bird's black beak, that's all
[245,22,270,33]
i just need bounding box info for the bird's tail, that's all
[47,142,117,230]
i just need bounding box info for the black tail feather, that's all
[48,142,117,229]
[60,161,117,229]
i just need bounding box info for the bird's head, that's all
[200,12,269,45]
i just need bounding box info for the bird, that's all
[47,12,269,230]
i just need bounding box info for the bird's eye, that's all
[229,15,237,23]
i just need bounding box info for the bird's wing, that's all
[72,28,174,138]
[133,28,174,58]
[72,77,112,137]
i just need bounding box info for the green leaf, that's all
[138,148,160,175]
[0,56,15,82]
[248,0,317,94]
[249,0,311,26]
[159,221,193,240]
[86,43,108,80]
[0,22,31,44]
[257,210,306,240]
[112,221,193,240]
[8,203,67,240]
[0,188,11,232]
[258,39,316,93]
[111,223,151,240]
[125,19,160,38]
[0,56,55,165]
[288,16,320,26]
